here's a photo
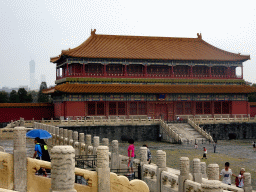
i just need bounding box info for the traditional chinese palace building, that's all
[45,29,256,121]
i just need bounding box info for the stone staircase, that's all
[167,123,209,143]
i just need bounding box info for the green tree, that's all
[248,84,256,102]
[38,82,49,103]
[9,90,20,103]
[28,90,38,103]
[0,91,9,103]
[26,93,33,103]
[18,88,28,103]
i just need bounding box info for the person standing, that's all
[127,139,135,174]
[202,147,207,159]
[33,137,48,177]
[33,137,42,159]
[253,141,256,152]
[219,162,236,185]
[213,142,217,153]
[194,143,198,150]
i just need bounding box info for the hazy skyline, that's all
[0,0,255,88]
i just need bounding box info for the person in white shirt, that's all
[219,162,236,185]
[237,168,245,188]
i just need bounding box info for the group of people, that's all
[220,162,245,188]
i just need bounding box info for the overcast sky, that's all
[0,0,255,89]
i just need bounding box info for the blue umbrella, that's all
[26,129,52,139]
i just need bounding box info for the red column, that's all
[145,65,147,78]
[209,67,212,78]
[104,64,107,77]
[83,63,85,76]
[190,66,193,78]
[172,65,174,78]
[227,67,230,78]
[125,65,127,77]
[66,63,69,77]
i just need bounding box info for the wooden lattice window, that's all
[222,102,230,114]
[97,102,105,115]
[185,102,192,114]
[196,102,203,114]
[130,102,137,115]
[118,102,126,115]
[204,102,211,114]
[88,102,96,115]
[138,102,147,115]
[214,102,221,114]
[176,102,183,114]
[109,102,117,115]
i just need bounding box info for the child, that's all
[194,143,198,149]
[236,168,245,188]
[219,162,236,185]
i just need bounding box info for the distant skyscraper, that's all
[29,60,36,90]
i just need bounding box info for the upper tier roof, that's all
[43,83,256,94]
[51,30,250,63]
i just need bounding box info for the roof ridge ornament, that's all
[197,33,202,39]
[91,29,96,35]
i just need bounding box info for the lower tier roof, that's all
[43,83,256,94]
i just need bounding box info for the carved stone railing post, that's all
[111,140,119,169]
[156,150,166,192]
[200,162,207,178]
[73,131,79,147]
[59,128,64,145]
[52,126,56,146]
[97,146,110,192]
[50,146,76,192]
[79,133,85,155]
[55,127,60,145]
[73,131,79,154]
[178,157,190,192]
[93,136,100,155]
[86,134,92,155]
[244,172,252,192]
[13,127,27,192]
[20,117,25,126]
[68,130,73,146]
[193,158,202,183]
[102,138,109,147]
[140,147,148,179]
[63,129,68,145]
[207,164,219,180]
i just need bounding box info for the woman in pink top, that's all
[127,139,135,173]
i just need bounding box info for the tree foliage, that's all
[38,82,49,103]
[0,91,9,103]
[9,90,19,103]
[248,84,256,102]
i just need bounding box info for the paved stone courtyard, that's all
[0,138,255,188]
[118,140,256,188]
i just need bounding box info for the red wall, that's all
[54,102,64,118]
[231,101,249,115]
[65,101,85,117]
[0,105,54,123]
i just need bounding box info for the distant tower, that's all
[29,60,36,90]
